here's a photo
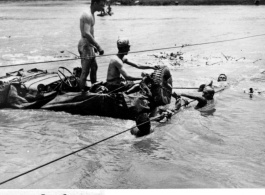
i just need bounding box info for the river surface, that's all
[0,1,265,189]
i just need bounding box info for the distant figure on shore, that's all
[254,0,260,5]
[107,4,113,15]
[100,7,106,15]
[78,0,105,91]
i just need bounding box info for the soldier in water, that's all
[172,86,215,111]
[78,0,105,91]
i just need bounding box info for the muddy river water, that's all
[0,2,265,188]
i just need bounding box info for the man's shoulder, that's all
[110,56,123,66]
[122,56,128,63]
[80,12,92,20]
[111,55,121,62]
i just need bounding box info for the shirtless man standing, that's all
[78,0,105,91]
[105,38,159,92]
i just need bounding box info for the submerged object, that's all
[0,66,172,136]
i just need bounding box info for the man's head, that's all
[131,113,151,137]
[198,84,206,92]
[198,81,212,92]
[73,67,82,78]
[117,38,130,55]
[217,74,227,82]
[91,0,105,11]
[202,86,215,99]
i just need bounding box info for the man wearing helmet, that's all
[78,0,105,91]
[154,83,215,122]
[172,86,215,110]
[198,80,213,92]
[105,38,159,92]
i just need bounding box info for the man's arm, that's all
[180,93,206,104]
[81,14,103,52]
[116,61,142,81]
[124,58,159,70]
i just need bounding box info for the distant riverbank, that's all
[0,0,262,5]
[118,0,262,5]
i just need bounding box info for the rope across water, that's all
[0,114,161,186]
[0,87,226,186]
[0,33,259,186]
[1,33,265,69]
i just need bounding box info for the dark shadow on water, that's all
[133,138,160,155]
[200,108,216,117]
[132,137,171,161]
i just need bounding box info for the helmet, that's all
[198,84,206,92]
[203,86,215,96]
[117,38,130,48]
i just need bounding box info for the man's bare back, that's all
[105,38,159,93]
[107,56,126,82]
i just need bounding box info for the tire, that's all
[151,66,172,106]
[0,83,11,107]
